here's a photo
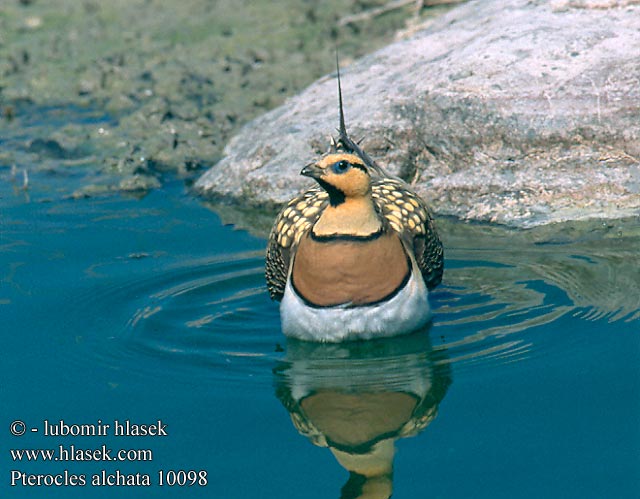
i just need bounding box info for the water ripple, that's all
[80,228,639,385]
[92,250,283,385]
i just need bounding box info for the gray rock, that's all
[195,0,640,227]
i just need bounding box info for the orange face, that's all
[302,153,370,198]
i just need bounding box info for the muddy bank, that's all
[0,0,452,197]
[196,0,640,227]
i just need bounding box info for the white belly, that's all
[280,264,431,342]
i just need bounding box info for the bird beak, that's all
[300,163,323,179]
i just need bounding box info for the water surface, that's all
[2,116,639,498]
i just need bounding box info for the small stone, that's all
[118,174,161,192]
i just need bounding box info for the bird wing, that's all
[265,186,328,301]
[371,178,444,290]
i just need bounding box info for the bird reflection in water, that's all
[273,330,451,499]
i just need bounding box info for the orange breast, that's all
[291,231,410,307]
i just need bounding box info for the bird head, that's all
[301,153,371,204]
[300,54,389,206]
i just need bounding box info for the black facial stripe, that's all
[351,162,368,173]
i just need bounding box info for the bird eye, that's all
[331,160,351,174]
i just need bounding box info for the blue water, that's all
[2,109,639,498]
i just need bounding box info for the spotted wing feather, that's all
[265,187,329,301]
[371,179,443,290]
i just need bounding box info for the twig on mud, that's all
[338,0,463,26]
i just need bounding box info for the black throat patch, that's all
[316,178,346,207]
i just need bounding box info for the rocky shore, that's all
[1,0,438,197]
[196,0,640,227]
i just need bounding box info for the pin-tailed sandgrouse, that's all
[265,63,443,342]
